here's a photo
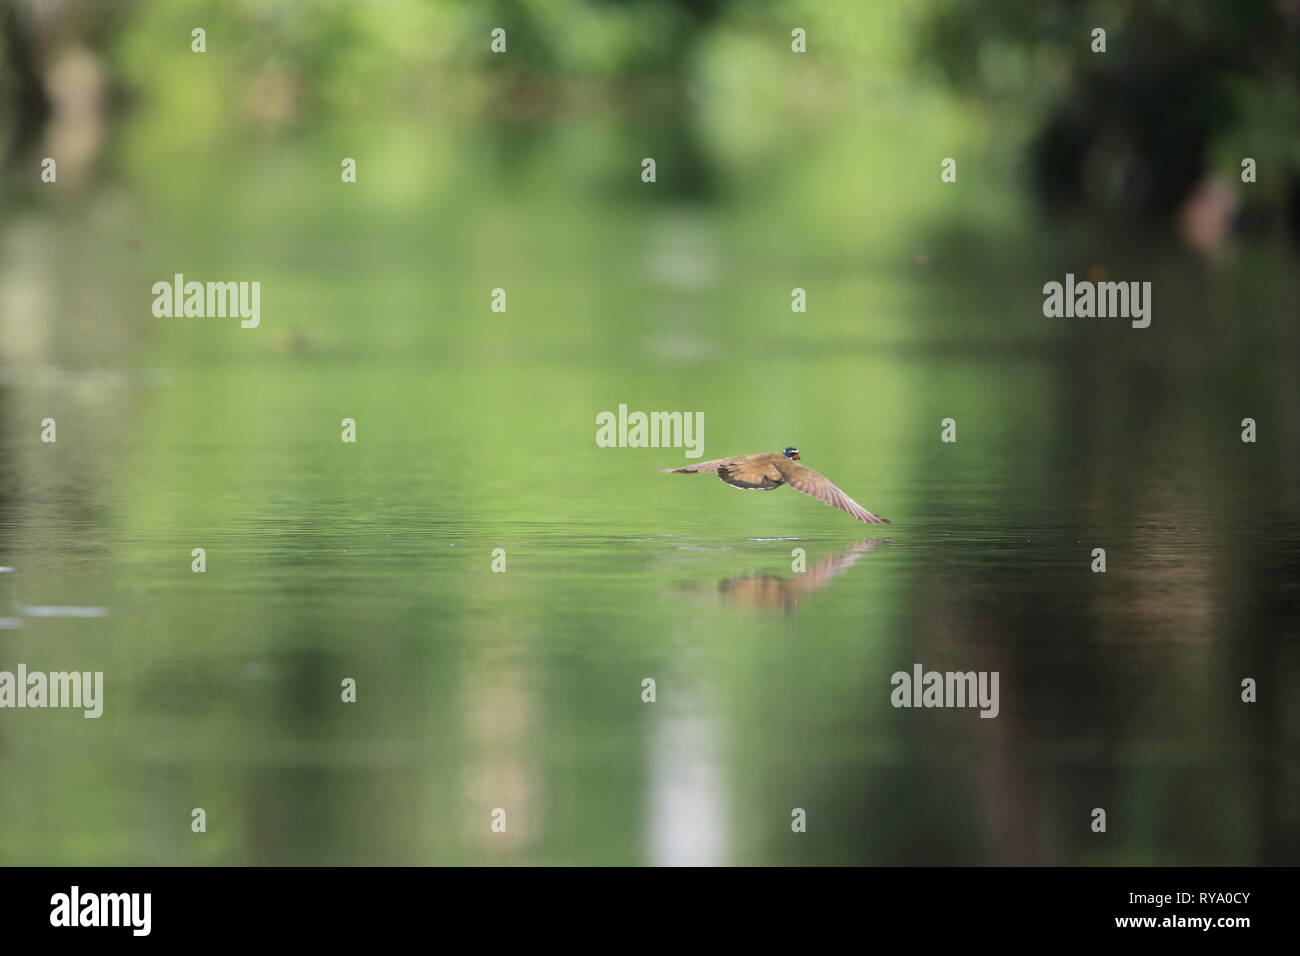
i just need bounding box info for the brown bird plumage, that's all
[658,447,890,524]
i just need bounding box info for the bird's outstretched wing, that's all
[782,463,891,523]
[657,458,731,474]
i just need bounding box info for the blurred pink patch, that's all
[1178,176,1239,257]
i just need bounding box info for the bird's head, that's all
[783,446,800,460]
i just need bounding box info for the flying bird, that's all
[658,447,890,524]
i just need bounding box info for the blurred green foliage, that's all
[922,0,1300,230]
[4,0,1296,230]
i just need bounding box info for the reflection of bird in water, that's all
[679,539,889,613]
[659,447,890,524]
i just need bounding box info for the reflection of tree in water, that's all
[881,431,1297,864]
